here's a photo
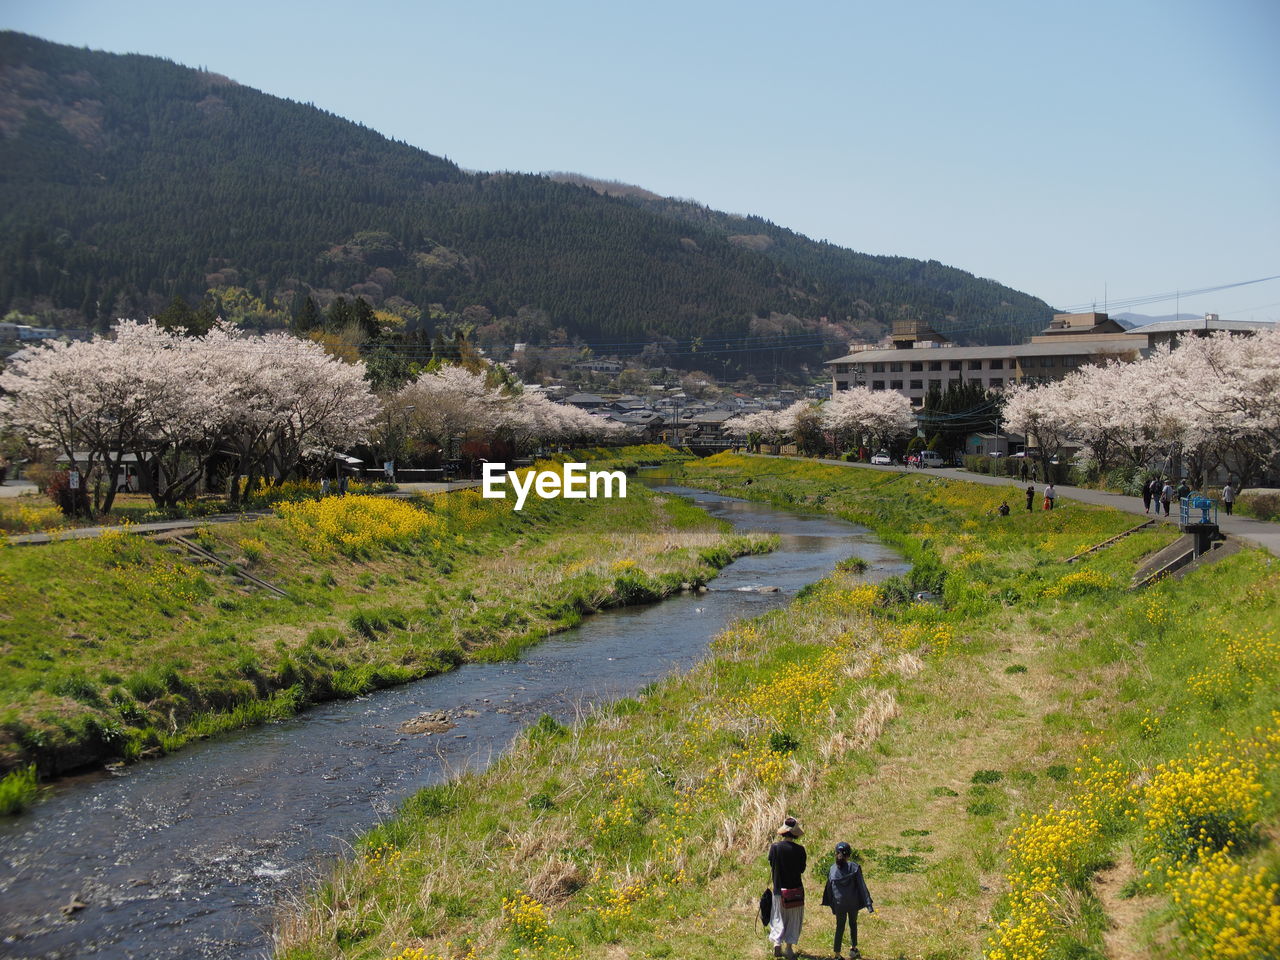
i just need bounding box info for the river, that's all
[0,485,906,959]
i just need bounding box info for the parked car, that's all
[870,451,893,465]
[919,450,945,468]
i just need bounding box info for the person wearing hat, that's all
[821,841,874,958]
[767,816,807,958]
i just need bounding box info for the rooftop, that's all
[826,337,1147,365]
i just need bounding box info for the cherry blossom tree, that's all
[1166,330,1280,487]
[0,334,155,513]
[1000,379,1076,479]
[0,321,381,512]
[821,387,915,452]
[392,365,508,456]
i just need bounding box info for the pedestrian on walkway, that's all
[1044,483,1057,510]
[822,841,874,959]
[1142,477,1153,514]
[1160,479,1174,517]
[1025,484,1035,512]
[1221,481,1236,516]
[767,817,807,958]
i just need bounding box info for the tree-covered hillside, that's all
[0,32,1055,368]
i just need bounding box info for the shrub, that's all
[1239,492,1280,521]
[0,765,39,815]
[769,730,800,753]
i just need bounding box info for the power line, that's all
[1057,274,1280,315]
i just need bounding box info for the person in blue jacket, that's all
[821,841,874,958]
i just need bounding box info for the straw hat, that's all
[777,817,804,838]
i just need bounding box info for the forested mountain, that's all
[0,32,1055,370]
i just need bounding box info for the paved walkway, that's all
[0,480,39,498]
[794,456,1280,559]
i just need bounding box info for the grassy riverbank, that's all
[0,449,759,781]
[275,454,1279,960]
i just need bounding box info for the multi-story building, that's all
[826,317,1149,407]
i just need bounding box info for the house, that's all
[564,393,607,410]
[572,358,623,373]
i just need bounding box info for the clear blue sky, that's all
[5,0,1278,319]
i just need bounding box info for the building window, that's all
[889,362,904,372]
[989,358,1003,370]
[928,379,942,392]
[871,362,885,373]
[989,377,1003,388]
[909,379,923,390]
[1041,357,1056,368]
[889,379,903,390]
[910,361,924,372]
[968,359,983,370]
[835,363,849,374]
[872,380,885,390]
[949,360,962,371]
[949,378,962,389]
[929,360,942,371]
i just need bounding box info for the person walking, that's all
[767,817,807,958]
[1043,482,1057,510]
[1141,477,1153,514]
[1160,479,1174,517]
[822,841,874,959]
[1025,484,1035,512]
[1222,481,1236,516]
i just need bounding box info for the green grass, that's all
[271,453,1279,960]
[0,448,765,779]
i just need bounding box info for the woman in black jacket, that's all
[767,817,807,958]
[822,841,874,958]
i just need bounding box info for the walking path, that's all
[795,456,1280,559]
[3,480,479,546]
[0,479,38,498]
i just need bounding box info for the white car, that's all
[870,452,893,465]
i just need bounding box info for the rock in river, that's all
[399,712,456,735]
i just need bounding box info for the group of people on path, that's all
[764,817,874,959]
[1140,477,1236,517]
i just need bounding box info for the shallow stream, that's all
[0,485,906,959]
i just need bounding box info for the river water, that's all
[0,486,906,959]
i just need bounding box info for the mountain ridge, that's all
[0,32,1055,370]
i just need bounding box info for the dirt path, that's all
[1093,853,1160,960]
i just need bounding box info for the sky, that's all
[4,0,1279,320]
